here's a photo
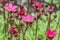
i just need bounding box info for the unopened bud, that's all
[54,14,57,19]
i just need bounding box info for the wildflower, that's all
[49,6,54,13]
[46,29,56,39]
[31,0,35,4]
[0,0,6,3]
[3,3,18,13]
[10,26,15,33]
[19,9,26,15]
[34,2,42,11]
[22,14,34,23]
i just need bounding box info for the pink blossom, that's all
[46,29,56,39]
[0,0,6,3]
[3,3,18,12]
[31,0,35,4]
[22,14,34,23]
[34,2,42,11]
[19,9,26,15]
[10,26,15,32]
[49,6,54,13]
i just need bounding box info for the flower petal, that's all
[8,3,13,8]
[13,6,18,9]
[3,6,9,10]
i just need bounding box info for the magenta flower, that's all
[0,0,6,3]
[46,29,56,39]
[22,14,34,23]
[3,3,18,12]
[34,2,42,11]
[49,6,54,13]
[31,0,35,4]
[19,9,26,15]
[10,26,15,33]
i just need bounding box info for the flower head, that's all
[31,0,35,4]
[34,2,42,11]
[3,3,18,13]
[19,9,26,15]
[49,6,54,13]
[12,30,19,37]
[0,0,6,3]
[22,14,34,23]
[46,29,56,39]
[10,26,15,33]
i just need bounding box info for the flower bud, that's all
[44,12,48,16]
[37,12,42,18]
[13,30,19,37]
[8,36,11,40]
[10,18,14,24]
[19,22,23,27]
[44,4,48,7]
[20,5,24,9]
[54,14,57,19]
[38,37,41,40]
[49,18,52,22]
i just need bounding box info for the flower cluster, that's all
[10,26,19,37]
[0,0,58,40]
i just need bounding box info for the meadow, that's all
[0,0,60,40]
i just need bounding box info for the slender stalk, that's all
[57,13,60,40]
[18,27,20,40]
[2,3,7,37]
[23,23,29,40]
[47,13,51,30]
[35,16,38,40]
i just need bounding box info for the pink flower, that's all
[3,3,18,12]
[19,9,26,15]
[31,0,35,4]
[49,6,54,13]
[22,14,34,23]
[10,26,15,32]
[0,0,6,3]
[34,2,42,11]
[46,29,56,39]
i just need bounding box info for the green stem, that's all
[58,15,60,40]
[35,16,38,40]
[23,23,29,40]
[47,13,51,30]
[2,3,7,37]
